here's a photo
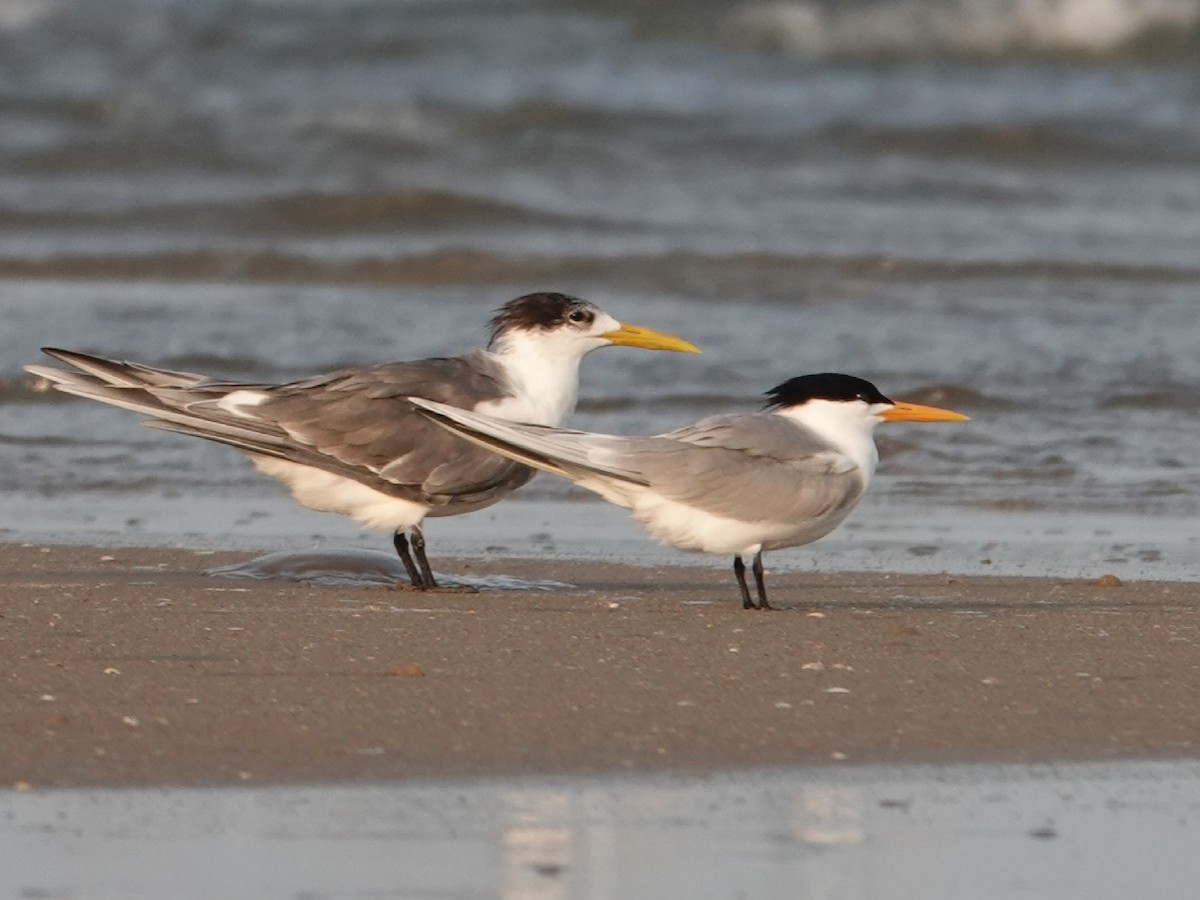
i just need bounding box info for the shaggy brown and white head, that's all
[488,293,600,345]
[487,292,699,356]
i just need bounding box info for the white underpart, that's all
[573,476,822,557]
[248,455,431,531]
[236,313,623,532]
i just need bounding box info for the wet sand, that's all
[2,542,1197,788]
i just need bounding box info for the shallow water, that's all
[207,546,575,590]
[4,760,1200,899]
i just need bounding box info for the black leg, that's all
[752,550,772,610]
[392,530,425,588]
[733,555,755,610]
[410,524,439,589]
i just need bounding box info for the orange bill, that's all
[879,401,970,423]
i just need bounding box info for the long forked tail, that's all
[23,347,301,462]
[27,347,210,390]
[23,347,241,420]
[408,397,649,487]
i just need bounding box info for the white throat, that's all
[476,329,595,426]
[776,399,882,484]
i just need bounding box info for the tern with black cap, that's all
[25,292,699,588]
[411,373,968,608]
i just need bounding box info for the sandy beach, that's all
[3,541,1196,789]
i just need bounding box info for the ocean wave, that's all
[0,248,1195,288]
[1100,384,1200,410]
[888,382,1015,409]
[0,0,60,32]
[0,188,583,234]
[820,119,1200,166]
[244,191,577,233]
[724,0,1200,60]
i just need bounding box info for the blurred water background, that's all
[2,0,1199,577]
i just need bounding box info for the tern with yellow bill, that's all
[411,373,968,608]
[25,292,699,588]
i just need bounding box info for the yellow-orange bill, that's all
[880,401,970,423]
[600,323,701,354]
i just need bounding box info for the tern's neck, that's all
[776,402,881,484]
[483,333,587,426]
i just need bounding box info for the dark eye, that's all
[567,309,589,323]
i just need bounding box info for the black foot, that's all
[393,530,428,589]
[733,553,774,609]
[733,555,755,609]
[752,551,773,610]
[409,524,439,589]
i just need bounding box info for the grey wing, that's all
[407,397,652,487]
[623,414,866,524]
[32,348,534,508]
[224,351,536,506]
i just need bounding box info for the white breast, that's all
[250,455,429,531]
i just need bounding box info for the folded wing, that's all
[27,348,534,507]
[410,401,866,525]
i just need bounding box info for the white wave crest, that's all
[725,0,1200,58]
[0,0,57,31]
